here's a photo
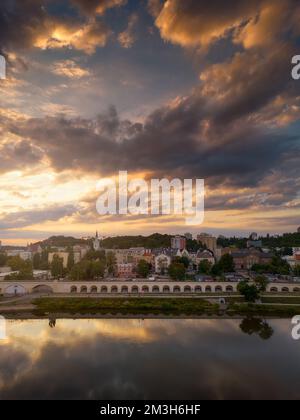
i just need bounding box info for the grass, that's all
[262,296,300,304]
[228,302,300,317]
[33,297,220,316]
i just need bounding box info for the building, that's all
[171,236,186,250]
[6,250,32,260]
[197,233,217,254]
[27,243,43,254]
[93,231,101,251]
[195,250,215,266]
[117,263,134,278]
[231,249,273,270]
[48,252,69,268]
[247,239,262,248]
[297,227,300,233]
[154,253,172,274]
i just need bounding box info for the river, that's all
[0,318,299,399]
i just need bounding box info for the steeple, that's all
[96,230,98,239]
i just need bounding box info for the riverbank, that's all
[1,296,300,318]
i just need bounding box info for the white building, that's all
[155,253,172,274]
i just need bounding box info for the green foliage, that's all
[106,251,117,275]
[252,256,290,275]
[5,256,33,280]
[70,260,105,281]
[67,249,75,271]
[294,265,300,276]
[168,262,186,281]
[0,253,7,267]
[218,254,235,272]
[101,233,171,249]
[254,275,268,292]
[186,239,201,252]
[237,281,260,302]
[175,256,190,269]
[198,259,213,274]
[84,249,106,262]
[50,255,64,279]
[137,259,151,278]
[210,253,234,277]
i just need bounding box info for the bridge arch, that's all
[163,285,170,293]
[226,285,234,292]
[173,285,181,293]
[101,286,108,293]
[270,287,278,292]
[32,284,53,294]
[131,286,139,294]
[195,286,202,293]
[70,286,77,293]
[4,284,26,296]
[111,286,118,293]
[80,286,87,293]
[142,285,149,293]
[205,285,212,293]
[281,287,290,293]
[293,287,300,292]
[152,285,160,293]
[90,286,97,293]
[184,285,192,293]
[215,285,223,293]
[121,285,129,294]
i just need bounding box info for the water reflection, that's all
[0,318,299,400]
[239,318,274,340]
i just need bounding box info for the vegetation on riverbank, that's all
[228,302,300,317]
[32,297,220,316]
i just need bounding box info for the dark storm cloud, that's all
[0,0,113,54]
[0,204,77,229]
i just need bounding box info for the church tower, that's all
[93,231,101,251]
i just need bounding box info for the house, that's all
[117,263,134,278]
[195,250,215,266]
[154,253,172,274]
[231,249,273,270]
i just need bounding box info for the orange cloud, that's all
[34,20,111,54]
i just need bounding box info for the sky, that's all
[0,0,300,245]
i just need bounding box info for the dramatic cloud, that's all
[152,0,300,50]
[0,204,78,229]
[71,0,127,16]
[0,1,112,54]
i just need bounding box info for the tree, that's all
[106,251,116,275]
[0,253,7,267]
[67,249,75,271]
[294,265,300,276]
[254,275,268,292]
[33,253,41,269]
[168,262,186,281]
[198,259,212,274]
[70,261,88,281]
[50,255,64,279]
[90,261,105,278]
[137,259,151,278]
[177,256,190,269]
[218,254,235,272]
[70,260,105,280]
[237,281,260,302]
